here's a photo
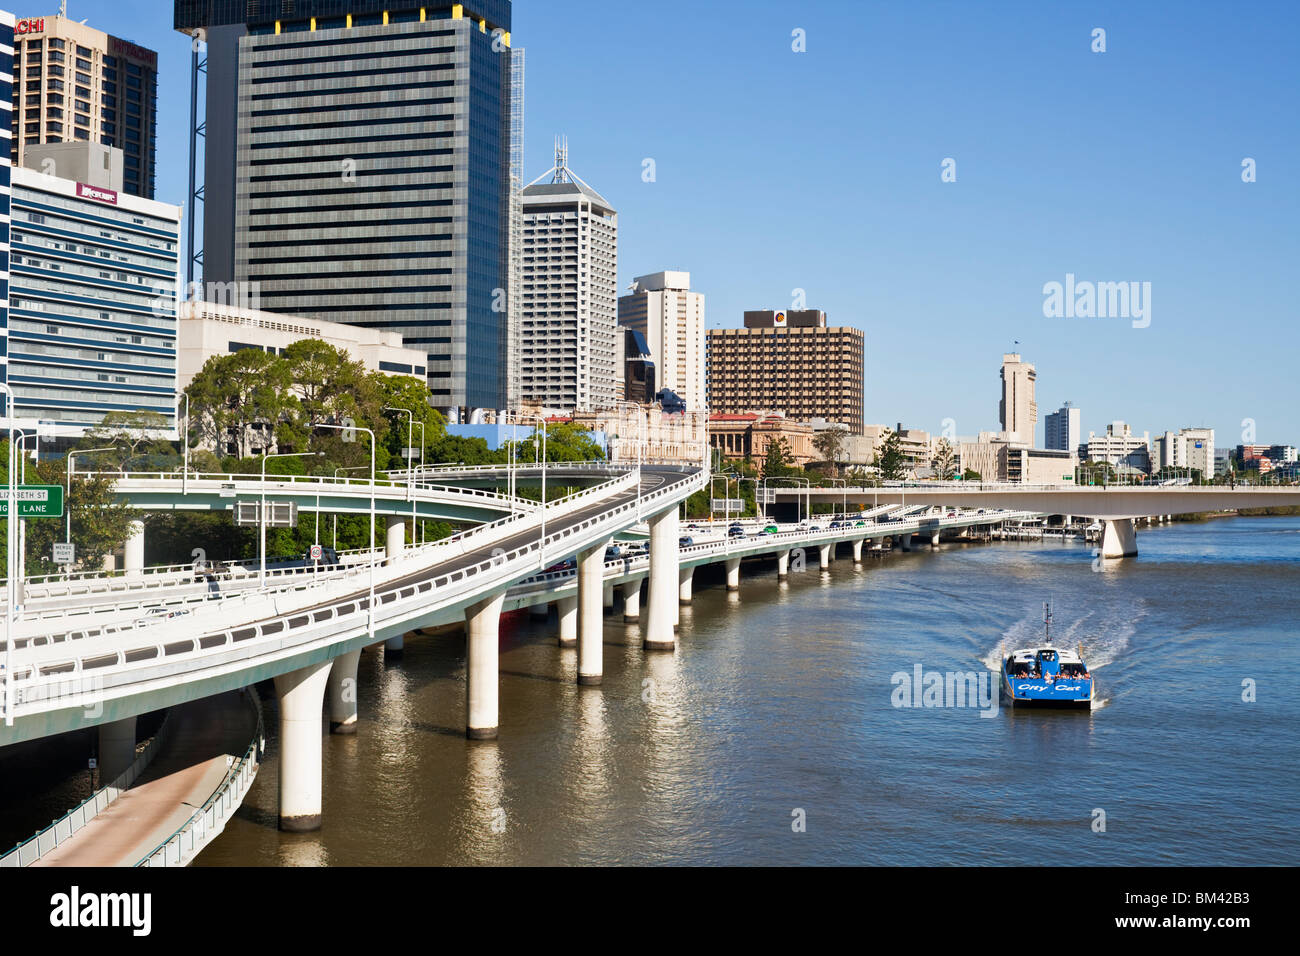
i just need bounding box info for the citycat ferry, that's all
[1000,603,1095,709]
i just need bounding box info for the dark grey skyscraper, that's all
[174,1,514,412]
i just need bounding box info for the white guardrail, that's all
[0,713,173,867]
[136,689,264,868]
[6,466,695,715]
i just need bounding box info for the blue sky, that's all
[97,0,1298,447]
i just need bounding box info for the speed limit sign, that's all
[310,544,323,561]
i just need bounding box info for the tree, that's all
[374,374,447,469]
[812,425,849,475]
[761,436,795,479]
[931,438,957,481]
[873,429,906,481]
[81,409,176,471]
[185,349,297,458]
[2,444,138,577]
[514,422,605,463]
[961,468,982,482]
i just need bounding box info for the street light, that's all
[511,413,548,569]
[2,384,15,725]
[383,406,415,501]
[316,422,377,643]
[332,465,369,549]
[178,392,190,496]
[261,451,323,588]
[66,446,118,578]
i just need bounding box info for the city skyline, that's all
[54,0,1300,444]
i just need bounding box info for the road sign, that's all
[310,544,323,561]
[233,500,298,528]
[53,542,75,563]
[0,485,64,517]
[711,498,745,512]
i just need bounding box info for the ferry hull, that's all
[1001,673,1094,709]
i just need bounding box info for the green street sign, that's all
[0,484,65,518]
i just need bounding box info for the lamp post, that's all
[383,406,415,501]
[317,422,376,642]
[2,384,15,726]
[66,446,118,578]
[178,392,190,496]
[332,465,368,549]
[261,452,322,587]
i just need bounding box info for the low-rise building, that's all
[709,411,816,467]
[177,300,430,391]
[1153,427,1214,477]
[1081,421,1151,473]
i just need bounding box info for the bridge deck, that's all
[33,692,256,868]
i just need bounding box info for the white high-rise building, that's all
[617,271,705,411]
[999,352,1038,445]
[1045,401,1082,453]
[518,139,618,411]
[1154,427,1215,477]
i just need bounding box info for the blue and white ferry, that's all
[1000,603,1095,709]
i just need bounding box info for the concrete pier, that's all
[1101,518,1138,558]
[622,580,641,621]
[577,541,610,685]
[678,566,694,604]
[465,592,507,739]
[386,518,405,559]
[557,595,578,646]
[326,649,361,734]
[818,543,832,571]
[274,660,333,831]
[124,520,146,579]
[777,549,790,579]
[97,716,137,783]
[852,539,864,562]
[725,556,741,591]
[901,533,914,551]
[529,602,549,621]
[603,583,615,612]
[384,634,404,656]
[644,507,679,650]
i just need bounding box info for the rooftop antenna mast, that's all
[60,0,67,17]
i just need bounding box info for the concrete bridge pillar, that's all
[465,591,507,739]
[852,539,864,563]
[97,716,137,783]
[384,634,404,656]
[1100,518,1138,559]
[818,543,832,571]
[678,566,694,604]
[577,540,610,685]
[644,507,679,650]
[622,580,641,622]
[777,550,791,579]
[931,532,940,547]
[274,659,333,831]
[901,533,913,551]
[326,649,361,734]
[529,602,549,621]
[557,596,578,647]
[603,583,615,613]
[386,518,405,560]
[724,557,741,591]
[124,520,146,578]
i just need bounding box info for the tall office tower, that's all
[173,1,515,415]
[518,140,618,411]
[1,10,13,416]
[999,352,1037,445]
[617,270,705,412]
[8,151,180,439]
[706,310,865,434]
[10,13,158,199]
[1044,401,1081,452]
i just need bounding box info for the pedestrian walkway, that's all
[34,691,258,867]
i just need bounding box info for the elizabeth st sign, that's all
[0,485,65,517]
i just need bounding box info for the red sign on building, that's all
[16,17,45,34]
[76,182,119,206]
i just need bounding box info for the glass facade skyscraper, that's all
[176,2,514,414]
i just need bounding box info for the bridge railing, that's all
[0,713,173,868]
[136,689,264,868]
[5,466,670,700]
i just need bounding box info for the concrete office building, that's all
[999,352,1037,445]
[6,155,180,439]
[959,431,1076,485]
[1153,427,1215,477]
[1082,421,1151,474]
[617,270,705,412]
[174,1,516,414]
[10,13,158,199]
[518,141,618,411]
[1045,401,1081,453]
[622,328,655,404]
[177,300,430,392]
[706,310,864,434]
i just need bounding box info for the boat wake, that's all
[982,600,1145,674]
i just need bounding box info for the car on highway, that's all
[679,535,694,547]
[728,526,747,538]
[544,559,576,574]
[135,606,192,627]
[764,525,780,534]
[605,545,624,560]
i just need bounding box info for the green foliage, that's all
[872,429,907,481]
[961,468,982,482]
[931,438,957,481]
[761,436,796,479]
[812,425,849,473]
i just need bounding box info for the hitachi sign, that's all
[16,17,45,34]
[76,182,119,206]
